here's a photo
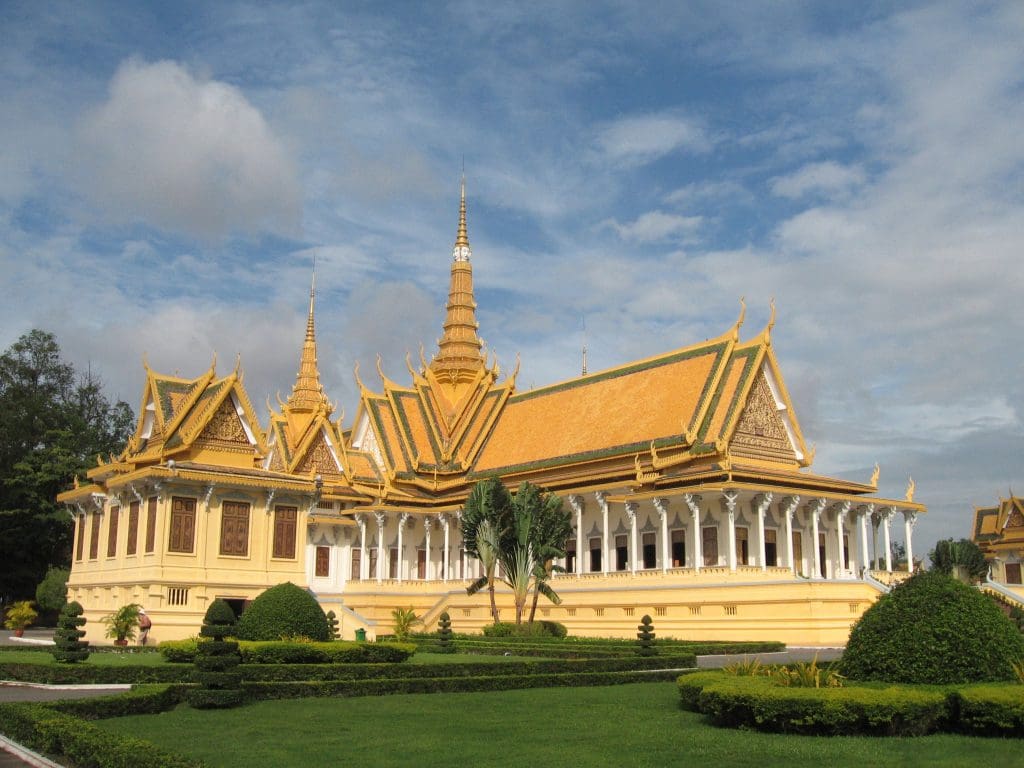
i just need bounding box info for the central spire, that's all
[430,177,485,382]
[287,270,328,411]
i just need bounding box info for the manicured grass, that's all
[97,683,1024,767]
[0,649,169,666]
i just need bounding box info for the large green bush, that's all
[841,570,1024,684]
[235,582,330,641]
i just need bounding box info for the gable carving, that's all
[198,398,249,445]
[729,371,796,463]
[296,432,340,476]
[1006,508,1024,530]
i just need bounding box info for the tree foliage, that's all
[929,538,989,582]
[463,478,571,624]
[0,330,133,602]
[35,566,69,615]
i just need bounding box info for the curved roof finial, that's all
[767,297,776,336]
[732,297,746,341]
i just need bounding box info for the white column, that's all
[569,495,585,576]
[859,504,872,575]
[396,512,410,582]
[441,514,450,582]
[684,494,702,572]
[882,508,893,572]
[811,498,825,579]
[724,492,738,571]
[835,501,850,579]
[456,509,466,579]
[783,496,799,573]
[871,512,880,570]
[625,502,638,574]
[424,517,433,581]
[374,511,386,583]
[654,498,669,573]
[903,510,917,573]
[356,514,368,580]
[755,492,772,570]
[596,491,609,575]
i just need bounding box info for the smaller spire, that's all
[453,174,470,259]
[287,269,328,411]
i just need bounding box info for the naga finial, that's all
[905,476,916,503]
[733,297,746,340]
[870,462,880,488]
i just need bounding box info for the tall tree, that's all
[463,478,570,624]
[463,478,513,623]
[0,330,133,602]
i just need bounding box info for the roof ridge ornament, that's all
[732,297,746,341]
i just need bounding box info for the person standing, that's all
[138,608,153,646]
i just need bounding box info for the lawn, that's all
[97,682,1024,768]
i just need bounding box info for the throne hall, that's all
[60,183,925,645]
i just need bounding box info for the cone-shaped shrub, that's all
[841,570,1024,684]
[637,615,657,656]
[188,599,243,709]
[51,601,90,663]
[236,582,330,641]
[326,610,340,640]
[437,611,454,654]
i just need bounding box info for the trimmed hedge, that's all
[0,701,202,768]
[159,639,416,664]
[677,672,1024,737]
[1,653,694,686]
[240,668,681,701]
[953,684,1024,737]
[842,570,1024,684]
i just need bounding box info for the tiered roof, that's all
[974,495,1024,553]
[61,182,892,511]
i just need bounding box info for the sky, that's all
[2,1,1022,560]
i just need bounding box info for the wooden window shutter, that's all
[273,506,297,559]
[89,513,100,559]
[75,514,86,561]
[220,501,250,556]
[145,497,157,553]
[169,497,196,553]
[315,545,330,577]
[106,507,119,558]
[126,501,140,556]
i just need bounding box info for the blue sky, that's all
[2,1,1022,558]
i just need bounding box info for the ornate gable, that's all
[295,428,343,477]
[728,369,798,465]
[195,395,251,448]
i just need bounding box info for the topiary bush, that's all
[437,611,454,654]
[637,615,657,656]
[841,570,1024,684]
[236,582,330,641]
[187,599,243,709]
[325,610,340,640]
[51,601,89,663]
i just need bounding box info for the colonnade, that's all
[312,491,919,588]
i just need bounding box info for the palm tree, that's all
[463,478,513,623]
[523,486,572,623]
[464,478,571,625]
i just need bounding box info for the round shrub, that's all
[841,570,1024,684]
[236,582,330,641]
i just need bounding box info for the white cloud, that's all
[594,112,710,166]
[770,161,866,199]
[608,211,703,243]
[76,59,301,240]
